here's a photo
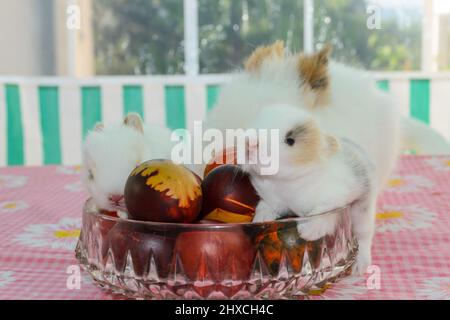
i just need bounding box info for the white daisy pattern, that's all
[416,277,450,300]
[0,175,28,189]
[64,180,83,192]
[376,205,436,233]
[309,276,368,300]
[385,175,434,193]
[425,157,450,172]
[0,200,29,213]
[0,271,16,288]
[57,165,82,175]
[14,217,81,250]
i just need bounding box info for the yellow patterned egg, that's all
[124,160,202,223]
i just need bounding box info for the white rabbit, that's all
[205,41,450,193]
[242,105,377,275]
[81,113,173,211]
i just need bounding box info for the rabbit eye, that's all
[88,170,94,181]
[285,137,295,146]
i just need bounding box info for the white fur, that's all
[243,105,377,275]
[206,57,401,191]
[82,121,173,211]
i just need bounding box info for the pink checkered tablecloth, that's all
[0,155,449,300]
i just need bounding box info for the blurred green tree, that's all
[198,0,304,73]
[93,0,184,75]
[92,0,422,74]
[314,0,421,70]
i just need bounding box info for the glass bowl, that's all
[75,198,358,299]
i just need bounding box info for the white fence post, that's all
[66,0,77,76]
[183,0,199,76]
[421,0,437,72]
[303,0,314,54]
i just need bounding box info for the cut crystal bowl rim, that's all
[84,198,351,229]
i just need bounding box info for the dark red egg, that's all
[101,222,175,278]
[124,160,202,223]
[174,230,255,282]
[200,165,260,223]
[204,147,237,177]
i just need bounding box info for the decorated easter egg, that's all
[200,165,260,223]
[204,147,237,177]
[102,222,175,278]
[124,160,202,223]
[174,230,255,282]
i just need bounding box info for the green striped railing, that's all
[165,86,186,130]
[409,80,430,124]
[0,77,226,166]
[39,86,62,164]
[5,84,24,166]
[81,86,102,139]
[376,77,433,125]
[1,74,449,166]
[375,75,450,155]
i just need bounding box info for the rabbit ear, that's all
[123,113,144,134]
[325,134,340,156]
[94,123,104,132]
[244,40,285,72]
[298,43,332,109]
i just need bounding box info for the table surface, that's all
[0,155,449,300]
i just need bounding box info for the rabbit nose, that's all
[109,194,124,203]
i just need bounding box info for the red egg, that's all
[174,230,256,283]
[204,147,237,177]
[101,222,175,278]
[200,165,260,223]
[124,160,202,223]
